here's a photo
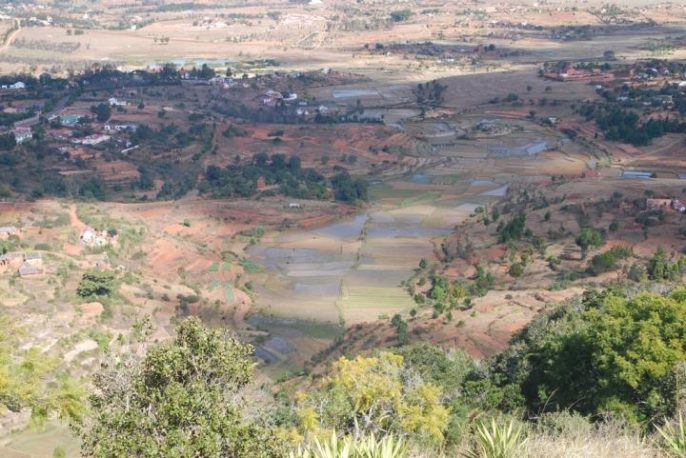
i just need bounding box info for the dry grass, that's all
[521,421,661,458]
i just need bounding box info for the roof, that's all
[18,262,42,276]
[0,225,18,233]
[25,252,42,260]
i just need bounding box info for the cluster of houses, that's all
[72,134,111,146]
[0,251,43,277]
[1,81,26,91]
[544,65,614,82]
[261,89,299,107]
[646,198,686,213]
[0,226,43,277]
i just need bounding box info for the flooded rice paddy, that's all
[246,171,509,369]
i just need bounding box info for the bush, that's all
[589,245,631,275]
[489,289,686,423]
[508,263,525,278]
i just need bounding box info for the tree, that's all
[77,269,117,299]
[297,352,448,444]
[498,213,526,243]
[575,227,604,259]
[390,9,412,22]
[488,289,686,424]
[75,317,283,457]
[90,103,111,123]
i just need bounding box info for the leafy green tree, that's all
[498,213,526,243]
[575,227,604,259]
[90,103,111,123]
[589,246,631,275]
[491,289,686,423]
[77,269,117,299]
[76,317,283,457]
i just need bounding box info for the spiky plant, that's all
[656,413,686,457]
[291,431,407,458]
[463,418,527,458]
[356,433,408,458]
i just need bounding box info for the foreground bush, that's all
[74,317,283,457]
[295,352,449,444]
[490,288,686,423]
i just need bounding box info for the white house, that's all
[12,126,32,144]
[108,97,127,107]
[9,82,25,90]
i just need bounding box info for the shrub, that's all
[508,263,525,278]
[589,245,631,275]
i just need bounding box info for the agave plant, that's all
[356,433,408,458]
[463,418,527,458]
[656,413,686,457]
[291,431,408,458]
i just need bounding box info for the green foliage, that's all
[200,154,330,201]
[579,103,686,146]
[76,317,283,457]
[498,213,526,243]
[463,418,527,458]
[472,265,495,297]
[331,171,368,203]
[589,245,632,275]
[390,314,409,346]
[0,315,85,425]
[508,263,525,278]
[575,227,604,258]
[90,102,111,123]
[647,247,686,281]
[296,352,449,444]
[76,269,117,299]
[390,9,412,22]
[490,289,686,423]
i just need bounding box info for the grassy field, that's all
[0,421,79,458]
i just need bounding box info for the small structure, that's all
[18,262,42,277]
[80,227,110,248]
[0,226,19,239]
[0,252,24,272]
[288,202,302,209]
[12,126,32,144]
[108,97,127,107]
[672,199,686,213]
[8,82,25,90]
[24,252,43,268]
[647,198,672,210]
[104,122,138,133]
[59,114,83,126]
[18,252,43,277]
[75,134,111,145]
